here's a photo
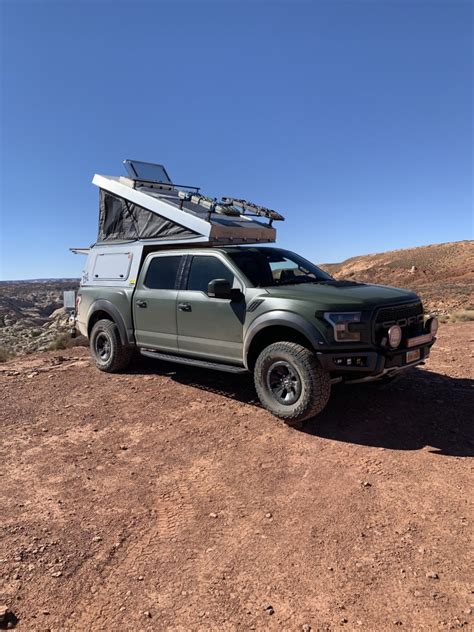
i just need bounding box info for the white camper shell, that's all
[74,160,284,288]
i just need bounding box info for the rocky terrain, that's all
[0,280,80,358]
[321,240,473,316]
[0,322,472,630]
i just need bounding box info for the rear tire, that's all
[254,341,331,425]
[90,319,133,373]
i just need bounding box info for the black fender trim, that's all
[243,311,326,369]
[87,300,135,347]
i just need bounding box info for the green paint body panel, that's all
[176,289,245,362]
[263,282,418,307]
[133,288,179,351]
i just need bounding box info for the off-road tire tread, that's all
[90,319,133,373]
[254,341,331,425]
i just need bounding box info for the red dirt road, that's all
[1,323,473,631]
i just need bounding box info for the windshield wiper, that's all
[278,278,314,286]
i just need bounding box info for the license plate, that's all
[406,349,421,363]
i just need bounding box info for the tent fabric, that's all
[98,190,197,242]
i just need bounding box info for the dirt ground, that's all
[0,322,473,631]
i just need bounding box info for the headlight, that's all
[388,324,402,348]
[425,316,439,337]
[324,312,361,342]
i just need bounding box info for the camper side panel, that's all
[80,244,143,288]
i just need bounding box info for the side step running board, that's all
[140,349,248,374]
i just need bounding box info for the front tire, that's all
[90,319,132,373]
[254,342,331,425]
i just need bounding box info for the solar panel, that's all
[123,159,172,184]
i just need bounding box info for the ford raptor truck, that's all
[71,160,438,424]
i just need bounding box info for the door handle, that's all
[178,302,192,312]
[136,300,147,308]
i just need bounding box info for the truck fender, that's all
[87,299,133,347]
[243,311,326,369]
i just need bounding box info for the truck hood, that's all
[262,280,419,309]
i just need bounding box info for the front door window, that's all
[187,255,235,292]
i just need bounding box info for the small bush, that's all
[0,346,13,362]
[449,309,474,323]
[49,333,73,350]
[48,333,88,351]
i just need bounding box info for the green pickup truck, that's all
[71,160,438,424]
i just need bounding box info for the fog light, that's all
[388,325,402,348]
[426,316,439,337]
[333,356,368,367]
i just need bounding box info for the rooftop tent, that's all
[98,189,197,242]
[92,160,284,246]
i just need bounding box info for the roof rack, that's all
[177,191,241,217]
[221,197,285,224]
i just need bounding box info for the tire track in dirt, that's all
[154,480,196,541]
[68,470,203,630]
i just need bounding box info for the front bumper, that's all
[317,336,435,383]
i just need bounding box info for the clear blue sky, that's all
[0,0,472,280]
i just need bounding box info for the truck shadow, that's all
[302,370,473,457]
[132,359,473,457]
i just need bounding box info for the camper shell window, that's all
[92,252,133,280]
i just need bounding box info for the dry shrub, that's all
[0,346,13,362]
[49,333,88,351]
[449,310,474,323]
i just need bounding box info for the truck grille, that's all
[373,301,424,346]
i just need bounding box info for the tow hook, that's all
[68,314,77,338]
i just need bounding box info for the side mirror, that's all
[207,278,232,299]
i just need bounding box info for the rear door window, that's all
[144,256,182,290]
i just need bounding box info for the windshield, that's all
[227,248,333,287]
